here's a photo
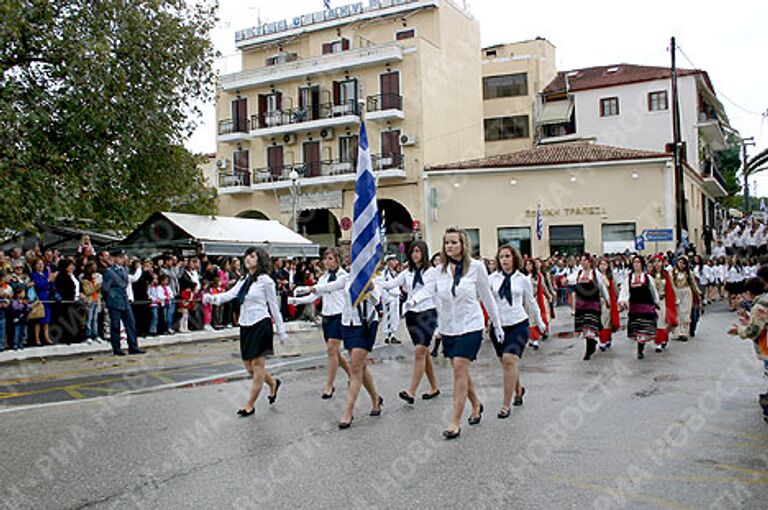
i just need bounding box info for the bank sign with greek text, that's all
[236,0,424,44]
[525,206,607,218]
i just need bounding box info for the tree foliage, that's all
[745,147,768,177]
[0,0,219,234]
[714,143,741,196]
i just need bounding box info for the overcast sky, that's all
[187,0,768,191]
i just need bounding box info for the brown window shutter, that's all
[258,94,267,128]
[333,81,341,106]
[275,92,282,110]
[322,43,332,55]
[341,38,350,51]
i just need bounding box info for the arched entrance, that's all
[236,210,269,220]
[297,208,340,248]
[377,199,414,258]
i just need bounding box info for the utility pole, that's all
[670,36,688,249]
[742,136,755,211]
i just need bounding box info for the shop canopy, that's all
[117,212,319,258]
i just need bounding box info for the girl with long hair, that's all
[596,257,620,352]
[407,227,503,439]
[205,248,287,418]
[488,246,544,418]
[672,256,700,342]
[569,254,609,360]
[618,255,659,359]
[725,256,745,311]
[649,255,677,352]
[522,258,550,350]
[288,248,351,399]
[378,240,441,404]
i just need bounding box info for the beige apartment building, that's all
[214,0,483,250]
[481,38,556,156]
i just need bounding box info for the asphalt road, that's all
[1,303,767,510]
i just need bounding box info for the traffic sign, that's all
[340,217,352,231]
[634,235,646,251]
[643,229,674,242]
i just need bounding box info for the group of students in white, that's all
[202,227,729,440]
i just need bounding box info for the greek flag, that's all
[324,0,331,9]
[761,198,766,213]
[350,122,382,307]
[536,203,543,240]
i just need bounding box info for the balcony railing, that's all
[702,159,727,191]
[252,100,360,130]
[218,118,251,135]
[251,154,404,185]
[218,170,251,188]
[367,93,403,112]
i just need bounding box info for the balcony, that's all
[697,113,727,151]
[366,93,405,122]
[217,170,252,194]
[701,159,728,198]
[250,100,361,138]
[217,119,251,143]
[220,43,404,92]
[250,154,406,191]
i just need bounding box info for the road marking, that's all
[716,463,768,479]
[0,345,390,414]
[148,372,176,384]
[707,427,768,443]
[557,474,768,485]
[62,387,86,399]
[562,480,698,510]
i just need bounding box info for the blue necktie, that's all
[328,270,337,283]
[412,268,424,288]
[450,258,463,297]
[237,275,253,304]
[498,271,513,306]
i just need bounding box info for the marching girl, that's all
[407,227,503,440]
[568,254,609,361]
[671,256,699,342]
[205,248,287,418]
[295,266,384,429]
[691,255,708,306]
[716,257,728,302]
[488,246,545,418]
[522,258,551,350]
[376,241,441,405]
[597,257,621,352]
[703,258,718,304]
[288,248,351,400]
[618,255,659,359]
[649,256,677,352]
[725,256,745,311]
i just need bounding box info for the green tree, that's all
[714,143,742,196]
[744,147,768,177]
[0,0,218,233]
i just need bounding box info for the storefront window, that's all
[466,228,481,258]
[549,225,584,256]
[602,223,636,254]
[498,227,531,257]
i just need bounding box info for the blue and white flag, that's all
[350,122,382,307]
[324,0,331,10]
[536,203,543,240]
[761,198,766,213]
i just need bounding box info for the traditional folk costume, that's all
[619,272,659,358]
[651,267,677,350]
[598,273,621,351]
[528,272,551,349]
[672,268,699,341]
[570,268,609,360]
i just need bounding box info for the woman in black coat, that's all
[53,259,84,344]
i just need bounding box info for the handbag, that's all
[29,301,45,320]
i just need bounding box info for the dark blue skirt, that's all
[240,317,273,361]
[342,321,379,352]
[322,314,343,341]
[405,309,438,347]
[490,320,529,358]
[441,330,483,361]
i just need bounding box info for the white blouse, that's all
[290,269,348,316]
[310,273,381,327]
[377,267,437,313]
[488,270,545,330]
[210,274,286,338]
[408,259,502,338]
[618,272,660,304]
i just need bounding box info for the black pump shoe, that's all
[338,416,353,429]
[398,391,415,405]
[443,428,461,440]
[468,404,484,425]
[369,396,384,416]
[422,389,441,400]
[513,387,526,407]
[321,387,335,400]
[236,408,255,417]
[268,379,281,405]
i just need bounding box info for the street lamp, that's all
[289,169,300,232]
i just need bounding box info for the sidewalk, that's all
[0,320,320,364]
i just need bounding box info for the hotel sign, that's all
[524,206,607,218]
[236,0,423,43]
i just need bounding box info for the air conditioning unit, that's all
[400,133,417,146]
[320,128,335,140]
[282,133,297,145]
[215,159,230,169]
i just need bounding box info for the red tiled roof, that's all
[427,142,669,171]
[543,64,702,95]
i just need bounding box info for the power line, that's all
[675,44,766,117]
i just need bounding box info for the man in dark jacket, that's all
[101,250,145,356]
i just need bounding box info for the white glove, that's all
[202,294,213,305]
[494,326,505,343]
[294,286,311,296]
[278,332,288,345]
[287,297,297,305]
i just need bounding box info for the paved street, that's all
[1,303,767,510]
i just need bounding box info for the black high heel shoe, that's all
[370,396,384,416]
[236,408,255,417]
[321,387,335,400]
[268,379,281,405]
[443,427,461,440]
[338,416,354,429]
[513,387,526,407]
[468,404,484,425]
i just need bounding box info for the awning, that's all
[539,99,574,125]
